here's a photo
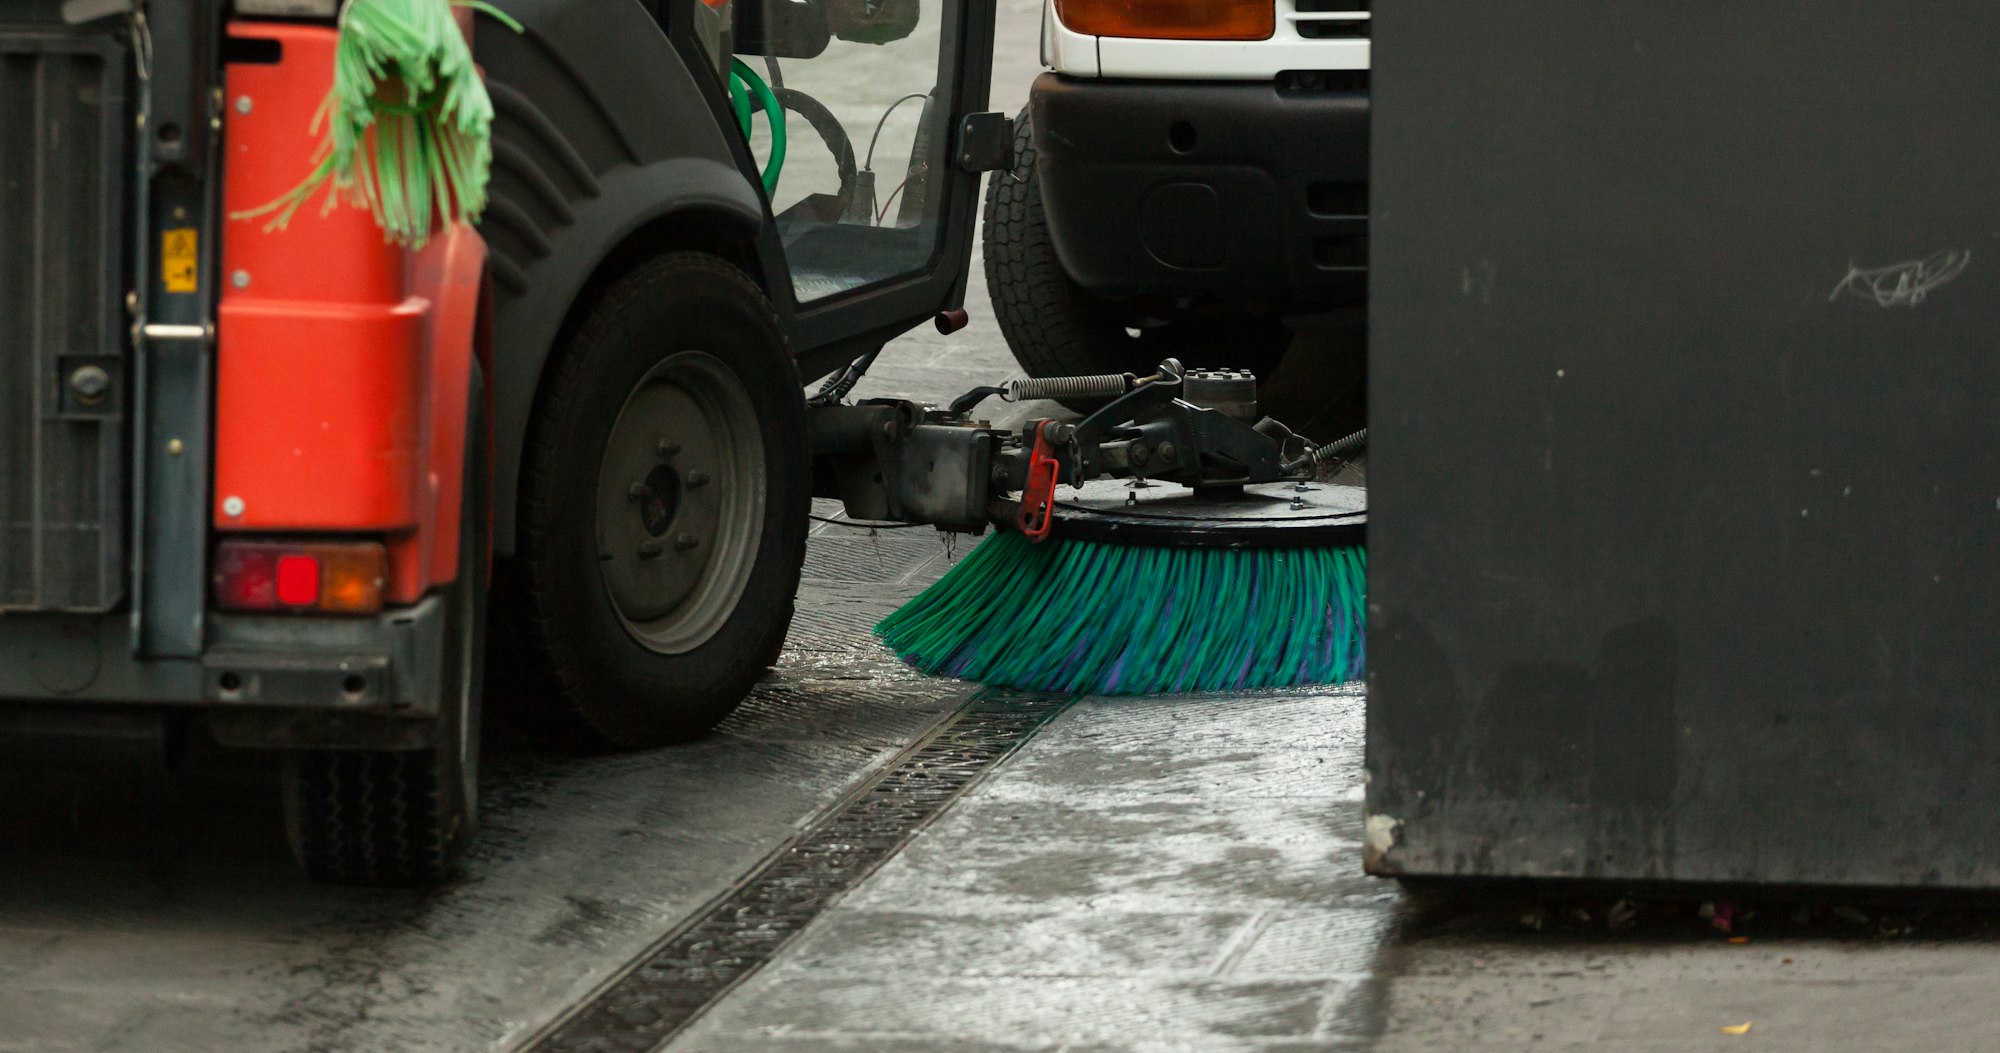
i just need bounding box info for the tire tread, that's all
[516,252,808,748]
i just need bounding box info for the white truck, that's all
[985,0,1370,386]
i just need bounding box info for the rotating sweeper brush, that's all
[811,360,1367,695]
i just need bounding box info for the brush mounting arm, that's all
[807,363,1321,534]
[993,405,1296,495]
[998,364,1304,493]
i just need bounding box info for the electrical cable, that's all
[876,167,919,223]
[810,514,930,530]
[865,92,931,170]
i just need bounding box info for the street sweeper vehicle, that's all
[0,0,1364,886]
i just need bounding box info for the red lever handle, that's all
[1016,421,1062,542]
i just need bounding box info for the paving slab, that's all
[665,689,1384,1053]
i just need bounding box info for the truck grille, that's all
[0,27,132,612]
[1287,0,1370,39]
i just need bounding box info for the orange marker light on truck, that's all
[1054,0,1273,40]
[214,541,388,615]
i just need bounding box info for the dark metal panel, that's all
[1028,75,1368,305]
[132,1,221,657]
[1366,1,2000,887]
[0,28,130,613]
[0,613,204,701]
[135,330,210,655]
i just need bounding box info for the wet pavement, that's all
[0,575,980,1053]
[667,687,1381,1053]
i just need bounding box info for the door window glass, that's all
[726,0,958,303]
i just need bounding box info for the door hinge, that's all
[954,112,1014,174]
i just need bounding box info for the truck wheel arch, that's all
[485,161,787,555]
[474,2,790,555]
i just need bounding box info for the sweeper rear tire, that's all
[517,252,809,749]
[983,108,1291,408]
[284,364,488,887]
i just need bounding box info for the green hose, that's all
[728,69,754,140]
[728,58,786,195]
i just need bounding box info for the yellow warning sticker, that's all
[161,228,198,293]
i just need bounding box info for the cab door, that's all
[681,0,1001,376]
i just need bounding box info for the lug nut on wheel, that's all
[686,470,709,488]
[674,533,700,551]
[658,439,681,458]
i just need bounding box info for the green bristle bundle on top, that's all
[875,531,1365,695]
[235,0,522,248]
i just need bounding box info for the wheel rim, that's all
[595,351,766,655]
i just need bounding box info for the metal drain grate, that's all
[523,689,1073,1053]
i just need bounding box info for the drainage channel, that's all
[520,688,1073,1053]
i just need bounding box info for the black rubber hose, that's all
[809,348,882,407]
[947,385,1010,416]
[775,86,858,213]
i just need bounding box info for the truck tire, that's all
[517,252,808,748]
[983,108,1292,406]
[284,364,489,886]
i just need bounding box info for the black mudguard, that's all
[476,1,789,552]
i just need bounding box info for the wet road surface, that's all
[0,531,979,1053]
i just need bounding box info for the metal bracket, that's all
[954,111,1014,174]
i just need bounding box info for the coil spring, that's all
[1284,427,1368,474]
[1007,373,1132,402]
[1311,427,1368,464]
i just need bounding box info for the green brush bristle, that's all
[875,531,1365,695]
[234,0,522,249]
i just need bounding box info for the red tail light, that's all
[275,556,320,606]
[214,540,387,614]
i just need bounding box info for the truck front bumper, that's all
[0,597,449,749]
[1029,72,1369,310]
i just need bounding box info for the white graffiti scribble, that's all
[1829,249,1972,308]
